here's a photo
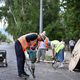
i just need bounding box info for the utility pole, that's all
[39,0,43,33]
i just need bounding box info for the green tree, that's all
[0,31,7,42]
[5,0,61,41]
[5,0,40,40]
[61,0,80,41]
[44,0,64,40]
[0,0,65,41]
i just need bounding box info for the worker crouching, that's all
[48,40,65,68]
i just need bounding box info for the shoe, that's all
[18,74,27,78]
[36,60,40,63]
[23,72,29,77]
[58,63,64,68]
[33,74,36,78]
[52,60,55,64]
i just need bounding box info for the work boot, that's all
[18,74,27,78]
[58,63,64,68]
[33,74,36,78]
[23,72,29,77]
[36,60,40,63]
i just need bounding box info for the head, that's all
[43,31,46,36]
[62,39,64,41]
[37,34,42,41]
[37,32,46,41]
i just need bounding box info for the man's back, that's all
[69,40,75,46]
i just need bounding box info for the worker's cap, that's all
[43,31,46,35]
[40,32,46,41]
[47,41,51,46]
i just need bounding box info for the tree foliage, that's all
[61,0,80,41]
[5,0,40,40]
[0,31,7,42]
[0,0,80,42]
[43,0,62,40]
[2,0,61,41]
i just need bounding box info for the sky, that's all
[0,16,8,34]
[0,18,14,41]
[0,0,5,7]
[0,0,6,34]
[0,28,8,34]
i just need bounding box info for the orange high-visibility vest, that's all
[45,37,48,49]
[38,41,41,48]
[38,37,48,48]
[18,35,37,51]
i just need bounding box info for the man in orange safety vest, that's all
[37,31,49,62]
[15,32,46,78]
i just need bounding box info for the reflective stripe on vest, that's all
[18,35,37,51]
[38,41,41,48]
[30,39,37,46]
[18,35,29,51]
[45,37,48,48]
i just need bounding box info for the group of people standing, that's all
[15,31,75,78]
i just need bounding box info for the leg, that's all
[58,49,64,62]
[15,40,25,75]
[37,49,41,61]
[31,63,35,78]
[42,49,46,60]
[58,49,64,68]
[71,46,74,53]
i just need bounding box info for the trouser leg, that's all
[15,40,25,75]
[37,49,41,61]
[42,50,46,60]
[70,46,74,53]
[58,49,64,62]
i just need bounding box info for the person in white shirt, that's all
[43,31,50,50]
[69,39,75,53]
[37,41,46,62]
[37,31,50,62]
[61,39,65,45]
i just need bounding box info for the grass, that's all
[46,55,52,61]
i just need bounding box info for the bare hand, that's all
[51,56,54,59]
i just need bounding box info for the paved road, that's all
[0,43,80,80]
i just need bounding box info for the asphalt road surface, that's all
[0,43,80,80]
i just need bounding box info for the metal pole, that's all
[39,0,43,33]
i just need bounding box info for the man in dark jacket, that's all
[15,32,46,78]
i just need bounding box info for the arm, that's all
[26,33,38,43]
[26,33,38,49]
[51,43,55,59]
[52,48,55,57]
